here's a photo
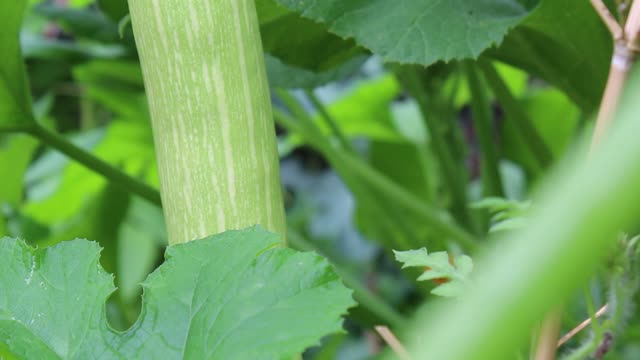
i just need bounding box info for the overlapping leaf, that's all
[0,227,354,359]
[0,0,34,130]
[395,248,473,297]
[273,0,537,65]
[492,0,611,111]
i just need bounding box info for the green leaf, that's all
[394,248,473,297]
[491,0,611,111]
[316,76,405,142]
[0,0,33,130]
[23,120,157,226]
[97,0,129,23]
[265,54,366,89]
[273,0,537,65]
[471,197,531,233]
[33,4,121,43]
[257,0,363,71]
[0,227,354,359]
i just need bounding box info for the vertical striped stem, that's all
[128,0,286,245]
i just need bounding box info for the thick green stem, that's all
[464,62,505,198]
[25,123,162,206]
[479,61,553,170]
[128,0,286,244]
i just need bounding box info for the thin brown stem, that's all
[375,326,411,360]
[625,0,640,48]
[557,304,609,347]
[535,309,563,360]
[591,0,624,40]
[590,43,635,147]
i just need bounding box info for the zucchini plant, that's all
[0,0,354,358]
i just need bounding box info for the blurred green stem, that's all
[395,66,476,232]
[479,61,553,170]
[303,89,355,153]
[273,108,476,252]
[464,61,504,197]
[24,123,162,206]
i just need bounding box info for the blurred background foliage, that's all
[1,0,639,359]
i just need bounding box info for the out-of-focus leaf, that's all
[97,0,129,23]
[72,60,148,119]
[315,76,404,142]
[20,33,127,61]
[0,0,33,130]
[501,88,579,177]
[116,197,166,306]
[257,0,364,72]
[69,0,93,7]
[266,54,367,89]
[403,69,640,360]
[451,62,529,108]
[33,4,121,43]
[472,197,531,233]
[394,248,473,297]
[274,0,537,65]
[23,120,157,225]
[491,0,611,111]
[0,227,355,359]
[0,135,38,237]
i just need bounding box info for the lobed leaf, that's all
[394,248,473,297]
[0,227,355,359]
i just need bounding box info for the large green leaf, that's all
[273,0,537,65]
[265,54,367,89]
[0,0,33,130]
[257,0,364,71]
[0,227,354,359]
[491,0,611,111]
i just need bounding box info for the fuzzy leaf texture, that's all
[394,248,473,297]
[472,197,531,233]
[0,227,355,359]
[273,0,537,65]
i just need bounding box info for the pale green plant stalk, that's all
[128,0,286,245]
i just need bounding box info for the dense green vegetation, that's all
[1,0,640,359]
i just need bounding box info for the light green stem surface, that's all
[128,0,286,244]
